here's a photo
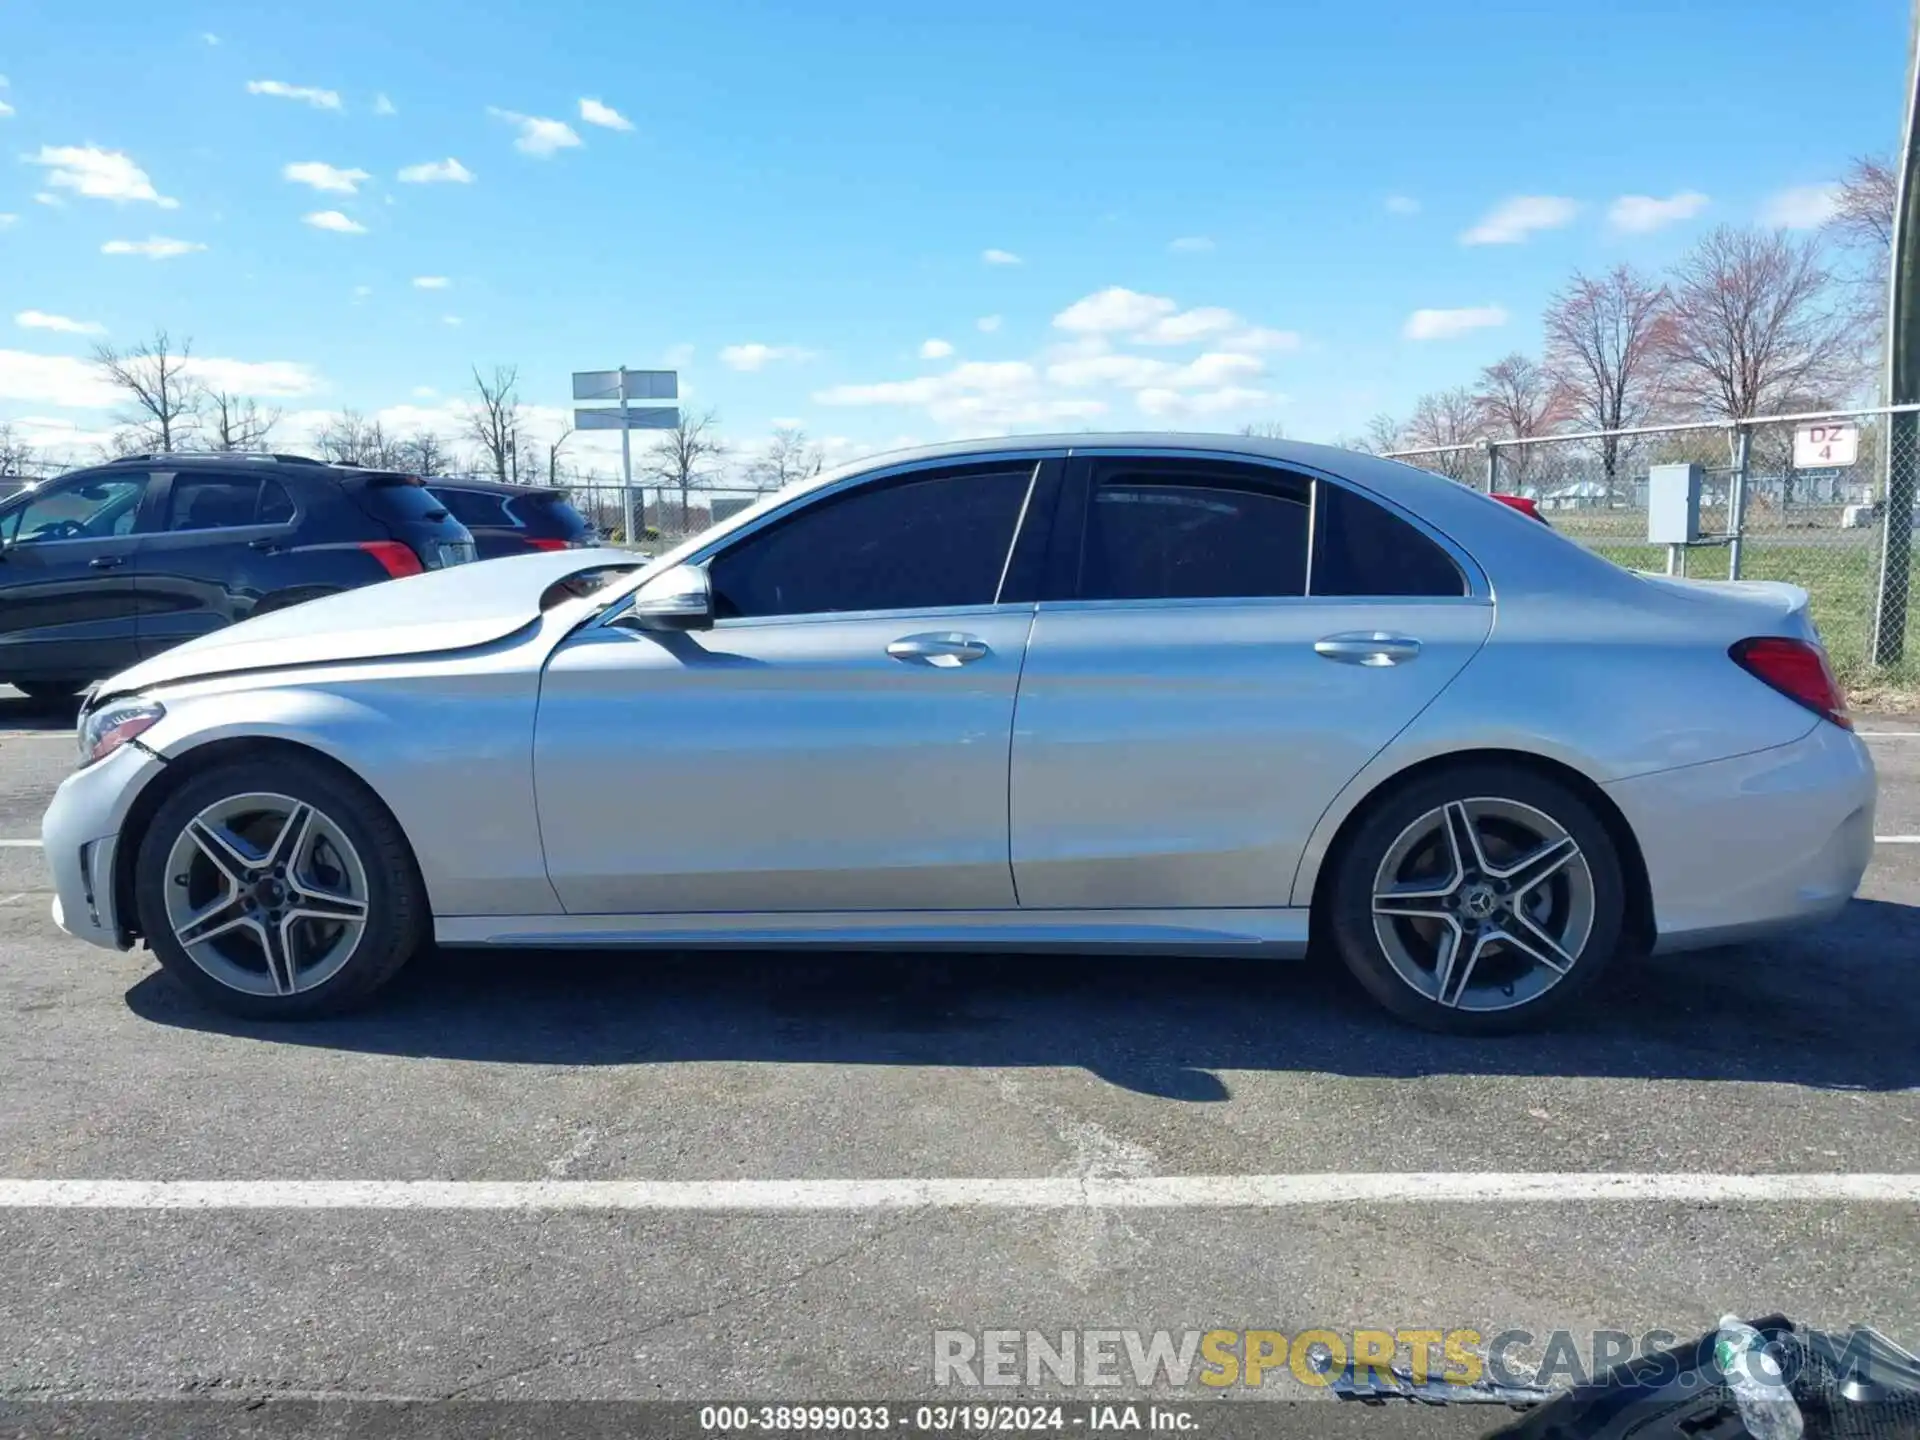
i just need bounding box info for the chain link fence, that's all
[1388,405,1920,686]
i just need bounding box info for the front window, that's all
[0,474,149,545]
[707,464,1036,619]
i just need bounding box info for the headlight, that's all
[77,700,165,768]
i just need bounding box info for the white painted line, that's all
[0,1174,1916,1212]
[1860,731,1920,738]
[1879,836,1920,844]
[0,839,40,848]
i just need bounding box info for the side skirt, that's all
[434,907,1310,956]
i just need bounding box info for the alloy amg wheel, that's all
[136,757,426,1018]
[1328,765,1626,1033]
[161,793,371,998]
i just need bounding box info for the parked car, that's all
[43,435,1873,1033]
[1490,492,1550,524]
[0,453,476,701]
[426,479,596,559]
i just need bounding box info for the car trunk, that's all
[347,474,477,569]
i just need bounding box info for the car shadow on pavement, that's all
[0,692,80,731]
[124,895,1920,1099]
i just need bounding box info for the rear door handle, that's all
[247,538,281,553]
[88,555,125,570]
[1314,632,1422,666]
[886,632,990,667]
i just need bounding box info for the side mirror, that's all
[620,563,714,631]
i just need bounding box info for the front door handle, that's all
[886,632,990,668]
[1314,632,1422,667]
[88,555,125,570]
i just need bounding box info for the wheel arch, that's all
[1302,747,1655,957]
[112,736,418,943]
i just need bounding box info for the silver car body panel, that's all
[42,432,1877,965]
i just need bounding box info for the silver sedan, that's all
[42,435,1877,1032]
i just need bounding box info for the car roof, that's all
[425,477,564,497]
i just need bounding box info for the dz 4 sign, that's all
[1793,422,1860,469]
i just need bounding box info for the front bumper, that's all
[1605,720,1877,954]
[42,741,170,951]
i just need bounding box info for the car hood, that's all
[96,547,640,700]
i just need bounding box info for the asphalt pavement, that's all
[1,684,1917,1421]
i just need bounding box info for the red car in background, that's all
[1491,492,1549,524]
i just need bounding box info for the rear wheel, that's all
[1327,764,1625,1034]
[134,756,426,1019]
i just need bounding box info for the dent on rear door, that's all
[1008,597,1493,910]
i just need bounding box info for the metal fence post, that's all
[1483,441,1499,495]
[1727,423,1751,581]
[1874,412,1915,664]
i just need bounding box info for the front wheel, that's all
[1327,764,1626,1034]
[134,756,427,1018]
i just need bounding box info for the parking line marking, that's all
[0,839,40,848]
[1879,835,1920,844]
[1860,731,1920,738]
[0,1174,1915,1212]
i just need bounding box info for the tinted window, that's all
[436,488,512,528]
[507,492,590,537]
[258,479,296,525]
[2,474,149,544]
[709,466,1035,619]
[1312,482,1465,597]
[357,477,455,526]
[166,473,280,531]
[1077,467,1309,601]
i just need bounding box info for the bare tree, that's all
[540,425,574,487]
[91,329,202,453]
[1236,420,1287,440]
[0,423,34,476]
[463,365,521,484]
[1363,412,1402,454]
[394,431,452,477]
[1542,265,1671,491]
[1399,387,1483,483]
[748,425,824,492]
[315,409,404,468]
[1474,353,1569,490]
[643,408,727,529]
[1660,225,1858,419]
[206,391,282,452]
[1830,156,1897,254]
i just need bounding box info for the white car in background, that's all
[43,435,1875,1033]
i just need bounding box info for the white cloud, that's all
[579,97,633,131]
[976,315,1003,333]
[33,192,62,207]
[442,315,462,326]
[981,248,1023,265]
[1762,183,1841,230]
[411,385,437,398]
[247,79,342,110]
[1135,305,1240,345]
[412,275,451,289]
[1136,385,1272,419]
[26,145,177,207]
[201,33,219,45]
[283,161,370,194]
[720,343,811,371]
[373,93,397,116]
[0,350,118,407]
[487,107,582,157]
[100,236,205,259]
[15,310,105,336]
[1608,191,1709,234]
[1168,235,1215,253]
[303,209,366,234]
[0,214,15,228]
[0,100,13,119]
[184,357,319,397]
[1403,305,1508,341]
[397,157,474,184]
[1048,350,1266,391]
[919,338,955,359]
[1460,195,1578,245]
[1223,326,1302,352]
[352,284,373,299]
[1385,195,1420,215]
[1053,286,1178,334]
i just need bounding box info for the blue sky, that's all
[0,0,1907,476]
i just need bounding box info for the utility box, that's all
[1647,463,1703,545]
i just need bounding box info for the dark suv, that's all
[426,478,597,559]
[0,453,476,700]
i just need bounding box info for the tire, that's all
[134,755,427,1019]
[12,679,88,703]
[1327,763,1626,1035]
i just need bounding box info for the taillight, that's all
[1730,636,1851,728]
[526,537,569,552]
[358,540,425,578]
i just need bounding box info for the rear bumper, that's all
[42,741,169,952]
[1604,721,1876,954]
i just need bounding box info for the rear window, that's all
[507,492,590,536]
[435,488,512,528]
[354,477,455,525]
